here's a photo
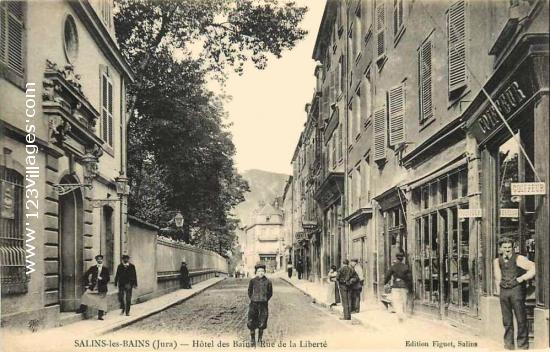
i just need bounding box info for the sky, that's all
[223,1,325,176]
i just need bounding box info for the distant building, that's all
[242,202,285,274]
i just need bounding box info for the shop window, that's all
[412,166,471,309]
[0,166,27,295]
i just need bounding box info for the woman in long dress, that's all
[326,265,340,308]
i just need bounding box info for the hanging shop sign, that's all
[511,182,546,196]
[458,208,482,218]
[500,208,519,218]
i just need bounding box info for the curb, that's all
[279,277,367,328]
[96,277,226,335]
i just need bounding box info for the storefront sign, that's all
[458,208,482,218]
[511,182,546,195]
[476,81,527,134]
[500,208,519,218]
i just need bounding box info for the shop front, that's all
[464,34,548,348]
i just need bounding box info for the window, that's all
[338,55,345,97]
[361,157,371,206]
[0,1,24,79]
[418,35,434,123]
[363,69,373,127]
[0,166,27,295]
[99,0,112,29]
[388,83,405,146]
[355,166,362,210]
[375,0,386,67]
[63,15,79,64]
[100,67,114,147]
[348,101,354,147]
[354,5,362,61]
[337,123,343,162]
[373,105,387,162]
[348,172,354,212]
[393,0,405,43]
[412,167,470,309]
[354,88,361,139]
[447,0,468,97]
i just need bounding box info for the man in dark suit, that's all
[180,261,191,289]
[336,259,358,320]
[77,254,110,320]
[114,254,138,316]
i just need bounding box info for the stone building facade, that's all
[288,0,548,347]
[1,0,133,328]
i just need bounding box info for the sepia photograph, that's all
[0,0,549,351]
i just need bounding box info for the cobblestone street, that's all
[115,278,371,348]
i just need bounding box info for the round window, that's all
[63,15,79,63]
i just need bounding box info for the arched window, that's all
[1,166,27,295]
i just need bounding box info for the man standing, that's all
[247,263,273,347]
[114,255,138,316]
[494,237,535,350]
[350,259,364,313]
[336,259,357,320]
[76,254,110,320]
[296,258,304,280]
[180,261,191,289]
[383,251,411,322]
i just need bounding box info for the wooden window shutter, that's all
[447,0,467,95]
[1,1,24,76]
[373,105,387,161]
[419,38,433,122]
[107,79,113,147]
[388,84,405,146]
[102,75,108,142]
[375,1,386,61]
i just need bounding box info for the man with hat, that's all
[247,262,273,346]
[114,254,138,316]
[180,260,191,289]
[76,254,110,320]
[383,251,412,322]
[494,237,535,350]
[336,259,358,320]
[350,258,364,313]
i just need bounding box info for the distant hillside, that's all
[232,169,289,227]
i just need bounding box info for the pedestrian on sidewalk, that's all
[76,254,110,320]
[247,263,273,347]
[114,254,138,316]
[350,259,364,313]
[383,251,412,322]
[494,237,535,350]
[296,258,304,280]
[326,265,340,308]
[287,262,293,279]
[180,261,192,289]
[336,259,357,320]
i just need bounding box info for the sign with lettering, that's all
[511,182,546,195]
[500,208,519,218]
[458,208,482,218]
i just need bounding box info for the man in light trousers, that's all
[383,251,412,322]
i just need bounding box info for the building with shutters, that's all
[298,0,549,347]
[0,0,134,328]
[242,202,285,274]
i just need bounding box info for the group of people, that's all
[326,258,365,320]
[75,255,193,320]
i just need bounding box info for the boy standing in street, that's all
[247,263,273,347]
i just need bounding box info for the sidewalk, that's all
[279,273,503,351]
[1,277,225,352]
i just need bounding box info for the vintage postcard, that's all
[0,0,549,351]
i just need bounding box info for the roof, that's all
[312,0,337,61]
[257,203,283,217]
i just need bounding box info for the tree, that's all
[115,0,307,255]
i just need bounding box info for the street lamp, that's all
[174,212,184,228]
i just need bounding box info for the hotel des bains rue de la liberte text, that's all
[1,0,550,351]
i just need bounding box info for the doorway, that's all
[58,178,83,312]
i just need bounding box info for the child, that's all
[247,263,273,346]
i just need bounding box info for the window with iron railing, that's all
[1,166,27,295]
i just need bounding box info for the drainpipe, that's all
[120,77,128,256]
